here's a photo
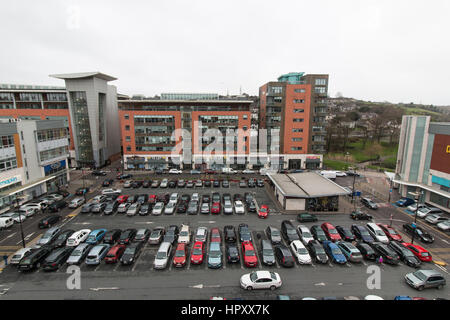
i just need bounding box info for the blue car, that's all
[394,296,412,300]
[351,225,375,244]
[395,198,415,207]
[207,242,222,269]
[323,241,347,264]
[86,229,107,244]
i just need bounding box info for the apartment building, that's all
[259,72,328,170]
[118,96,253,170]
[0,119,70,213]
[394,116,450,213]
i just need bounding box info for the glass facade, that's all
[36,128,67,142]
[39,146,69,162]
[0,135,14,149]
[70,91,94,164]
[98,93,105,142]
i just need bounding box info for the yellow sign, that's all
[447,145,450,153]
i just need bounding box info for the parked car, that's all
[290,240,312,264]
[67,243,92,265]
[86,229,107,245]
[173,243,187,267]
[187,201,199,215]
[425,214,449,225]
[377,224,403,241]
[200,202,210,214]
[366,223,390,244]
[361,197,378,210]
[322,240,347,264]
[210,227,222,243]
[152,202,165,216]
[194,227,208,243]
[178,224,191,244]
[36,226,61,247]
[258,205,269,218]
[85,244,110,266]
[207,242,222,269]
[402,223,434,243]
[238,224,252,243]
[154,242,173,269]
[336,226,356,242]
[226,243,240,264]
[351,224,375,243]
[350,209,372,221]
[134,229,151,242]
[266,226,282,244]
[149,227,165,245]
[401,242,432,262]
[104,244,126,264]
[337,241,362,263]
[281,220,299,243]
[307,240,329,264]
[240,271,282,291]
[163,225,179,244]
[17,247,51,271]
[242,241,258,267]
[261,240,275,266]
[126,203,141,216]
[234,201,245,215]
[190,241,205,265]
[91,202,107,214]
[321,223,342,242]
[417,207,443,219]
[389,241,422,268]
[116,195,129,204]
[356,242,377,261]
[120,242,143,265]
[48,200,67,212]
[104,201,119,215]
[43,247,74,271]
[407,203,429,212]
[10,248,33,265]
[223,225,236,243]
[222,201,232,215]
[395,198,415,207]
[274,244,295,267]
[101,188,121,196]
[405,269,446,291]
[310,225,328,242]
[69,197,85,208]
[52,230,75,248]
[103,229,122,244]
[119,228,137,244]
[371,242,400,265]
[437,220,450,232]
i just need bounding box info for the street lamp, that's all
[15,195,26,248]
[411,190,424,244]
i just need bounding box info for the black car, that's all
[307,240,329,264]
[120,242,144,265]
[139,204,151,216]
[371,242,400,265]
[222,193,231,203]
[163,225,179,244]
[103,229,122,244]
[351,225,375,243]
[52,230,75,248]
[38,215,61,229]
[134,229,151,242]
[361,197,378,210]
[247,179,256,188]
[119,229,137,244]
[222,180,229,188]
[92,170,107,176]
[389,241,421,268]
[355,242,377,260]
[201,194,210,203]
[350,210,373,221]
[117,173,133,180]
[168,180,177,188]
[142,180,151,188]
[104,201,119,215]
[48,200,67,212]
[224,225,237,243]
[274,244,295,267]
[346,171,360,177]
[226,244,240,263]
[402,223,434,243]
[18,247,51,271]
[335,226,355,242]
[213,180,220,188]
[132,181,142,188]
[102,179,114,187]
[180,194,191,204]
[137,194,148,204]
[75,187,90,196]
[238,224,252,243]
[257,179,265,187]
[204,180,212,188]
[176,203,188,213]
[42,247,74,271]
[246,201,257,213]
[297,213,318,223]
[261,240,275,266]
[281,220,299,243]
[212,193,221,203]
[310,225,328,242]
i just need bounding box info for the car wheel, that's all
[270,285,276,291]
[437,284,443,290]
[418,285,424,291]
[246,286,253,291]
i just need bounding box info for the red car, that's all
[104,244,126,263]
[210,228,221,243]
[242,241,258,267]
[258,205,269,218]
[148,194,157,204]
[211,202,221,214]
[173,243,187,267]
[377,224,402,241]
[401,242,432,262]
[117,195,129,204]
[190,241,204,265]
[321,223,342,242]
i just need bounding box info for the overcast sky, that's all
[1,0,449,105]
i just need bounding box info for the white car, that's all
[66,229,91,246]
[417,207,442,218]
[152,202,164,215]
[19,207,36,217]
[194,227,208,242]
[234,201,245,214]
[164,202,176,215]
[290,240,312,264]
[364,295,384,300]
[178,224,190,244]
[20,203,42,212]
[224,201,233,214]
[437,220,450,232]
[240,271,282,291]
[335,171,347,177]
[169,169,182,174]
[366,223,390,244]
[123,180,133,188]
[69,197,85,208]
[101,188,122,195]
[242,169,255,174]
[1,212,27,223]
[297,225,314,245]
[407,203,428,212]
[10,248,33,265]
[169,193,179,203]
[39,196,56,205]
[191,193,200,202]
[47,193,64,201]
[92,195,107,203]
[160,179,168,188]
[425,214,448,225]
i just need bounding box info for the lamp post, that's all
[411,190,424,244]
[15,195,26,248]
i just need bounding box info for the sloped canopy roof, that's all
[50,72,117,81]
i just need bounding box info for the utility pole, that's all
[15,196,26,248]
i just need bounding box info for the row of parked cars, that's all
[396,198,449,231]
[77,190,268,217]
[121,178,265,189]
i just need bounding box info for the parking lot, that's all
[0,171,449,300]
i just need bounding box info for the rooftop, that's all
[50,71,117,82]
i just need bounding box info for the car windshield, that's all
[193,248,202,255]
[245,250,255,256]
[124,248,135,255]
[72,250,82,256]
[331,249,341,255]
[360,229,370,236]
[175,250,185,257]
[263,249,273,256]
[329,229,338,234]
[315,247,326,255]
[271,230,280,237]
[180,231,188,237]
[156,252,166,259]
[260,208,267,212]
[375,230,385,236]
[250,272,258,282]
[287,228,297,235]
[298,248,308,255]
[302,232,312,238]
[413,271,427,281]
[421,252,430,257]
[388,229,398,235]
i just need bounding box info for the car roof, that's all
[255,270,273,278]
[90,244,108,254]
[419,269,442,277]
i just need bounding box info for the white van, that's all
[222,167,237,174]
[320,171,337,180]
[0,217,14,229]
[154,242,172,269]
[66,229,91,247]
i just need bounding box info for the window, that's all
[124,114,129,120]
[291,147,303,151]
[125,136,131,142]
[39,146,68,162]
[292,138,303,142]
[243,114,248,120]
[314,87,326,94]
[0,136,14,149]
[0,157,17,172]
[293,109,304,113]
[293,118,304,123]
[293,99,304,103]
[126,146,131,152]
[315,79,327,86]
[294,89,305,93]
[270,87,283,94]
[292,128,303,133]
[125,125,130,131]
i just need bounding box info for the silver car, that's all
[127,203,141,216]
[10,248,33,265]
[201,202,210,214]
[164,202,176,215]
[425,214,448,225]
[117,202,130,213]
[223,200,233,215]
[194,227,208,242]
[85,244,110,265]
[36,227,61,247]
[337,241,363,263]
[405,269,446,291]
[152,202,164,215]
[67,243,92,265]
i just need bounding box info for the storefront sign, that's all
[0,175,21,188]
[44,160,66,174]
